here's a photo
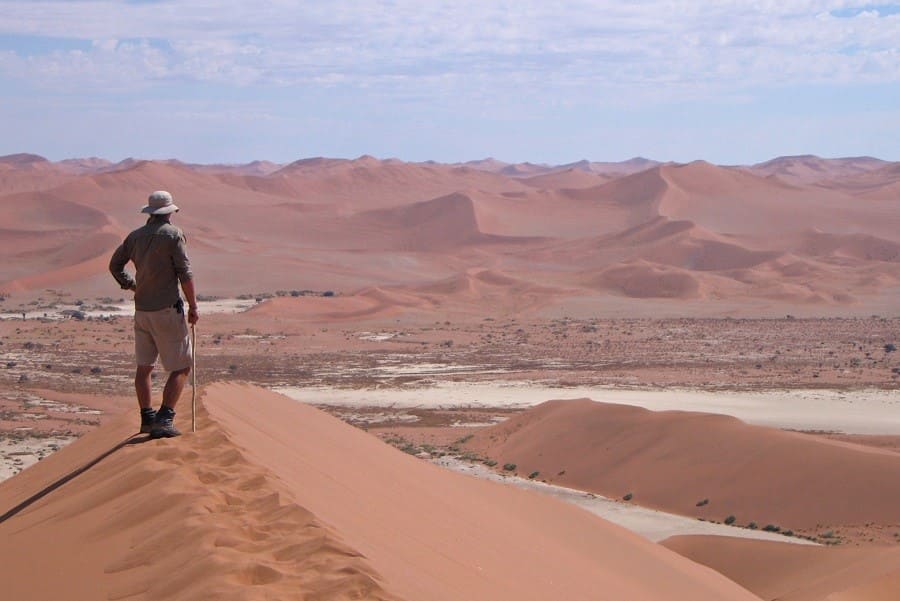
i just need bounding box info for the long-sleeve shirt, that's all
[109,219,193,312]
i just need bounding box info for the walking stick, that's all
[191,323,197,433]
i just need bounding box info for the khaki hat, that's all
[141,190,179,214]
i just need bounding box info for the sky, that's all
[0,1,898,165]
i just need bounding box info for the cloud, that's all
[0,1,897,103]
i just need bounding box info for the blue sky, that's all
[0,1,898,165]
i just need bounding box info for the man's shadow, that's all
[0,434,153,525]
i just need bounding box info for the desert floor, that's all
[2,299,898,546]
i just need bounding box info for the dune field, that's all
[1,152,899,599]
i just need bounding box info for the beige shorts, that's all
[134,307,192,372]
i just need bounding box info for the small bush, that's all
[528,471,540,480]
[763,524,781,532]
[502,463,517,471]
[696,498,709,507]
[623,492,633,501]
[90,367,102,374]
[885,343,896,353]
[724,515,736,525]
[747,522,758,530]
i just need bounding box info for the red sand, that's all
[663,535,900,601]
[0,383,760,600]
[1,154,898,316]
[463,399,900,532]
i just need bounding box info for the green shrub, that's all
[724,515,736,525]
[528,471,540,480]
[502,463,517,471]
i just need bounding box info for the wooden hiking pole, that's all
[191,324,197,433]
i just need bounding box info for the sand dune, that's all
[663,535,900,601]
[748,155,889,186]
[2,153,900,311]
[520,167,614,189]
[0,397,397,600]
[463,399,900,531]
[819,162,900,201]
[590,261,702,298]
[0,383,761,600]
[205,383,761,601]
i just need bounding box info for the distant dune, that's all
[663,535,900,601]
[1,153,898,315]
[463,399,900,531]
[0,383,761,601]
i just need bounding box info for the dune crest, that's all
[463,399,900,531]
[663,535,900,601]
[0,383,762,600]
[0,396,397,600]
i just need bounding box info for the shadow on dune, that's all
[0,434,151,524]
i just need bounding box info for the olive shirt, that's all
[109,219,193,312]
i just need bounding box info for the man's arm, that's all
[172,229,197,323]
[181,278,199,324]
[109,240,135,290]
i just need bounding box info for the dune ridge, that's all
[0,397,398,600]
[2,154,900,313]
[463,399,900,531]
[0,383,763,600]
[662,535,900,601]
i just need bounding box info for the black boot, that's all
[150,406,181,438]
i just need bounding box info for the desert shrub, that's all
[623,492,633,501]
[763,524,780,532]
[747,522,758,530]
[322,290,335,297]
[885,343,896,353]
[781,530,794,537]
[90,367,102,374]
[696,498,709,507]
[483,459,497,467]
[502,463,517,471]
[724,515,736,525]
[528,471,540,480]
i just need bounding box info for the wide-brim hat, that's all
[141,190,179,214]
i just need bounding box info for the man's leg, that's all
[161,366,190,410]
[152,366,190,438]
[135,365,154,409]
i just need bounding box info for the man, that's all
[109,191,199,438]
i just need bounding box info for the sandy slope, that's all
[463,399,900,531]
[0,398,397,600]
[0,382,763,600]
[206,382,761,601]
[662,535,900,601]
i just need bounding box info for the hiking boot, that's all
[140,408,157,434]
[150,407,181,439]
